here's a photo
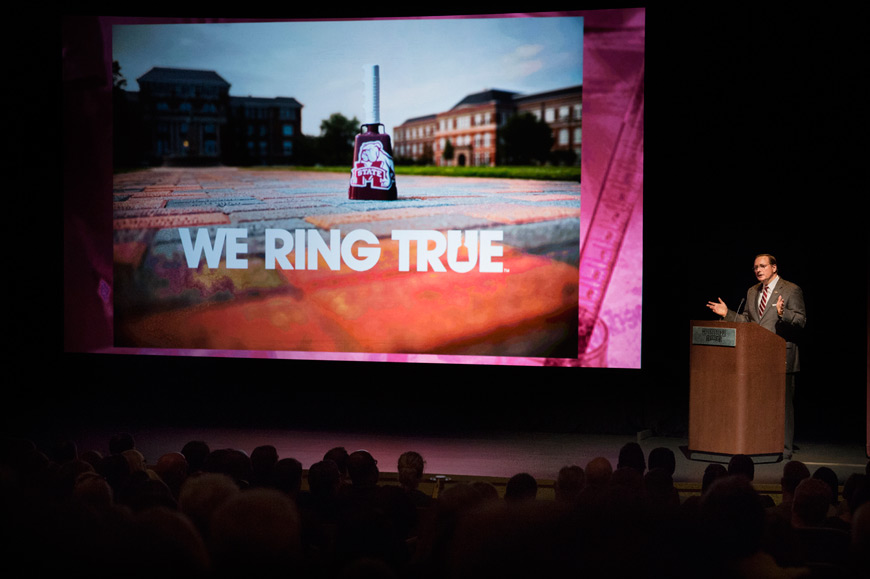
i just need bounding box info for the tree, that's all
[317,112,360,165]
[113,60,127,90]
[442,138,454,165]
[497,112,554,165]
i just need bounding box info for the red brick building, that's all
[393,85,581,167]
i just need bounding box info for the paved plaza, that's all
[113,168,584,362]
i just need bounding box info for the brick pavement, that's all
[112,167,583,361]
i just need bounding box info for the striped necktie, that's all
[758,285,769,317]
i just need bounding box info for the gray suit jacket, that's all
[725,277,806,373]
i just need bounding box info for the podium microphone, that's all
[348,64,398,200]
[736,298,745,316]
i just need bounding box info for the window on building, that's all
[559,128,569,145]
[282,124,294,136]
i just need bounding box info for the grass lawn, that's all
[255,165,581,182]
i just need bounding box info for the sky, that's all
[112,15,583,137]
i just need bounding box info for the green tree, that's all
[442,138,454,164]
[497,112,554,165]
[317,112,360,165]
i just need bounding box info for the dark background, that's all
[47,7,868,453]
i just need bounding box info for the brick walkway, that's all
[113,167,584,362]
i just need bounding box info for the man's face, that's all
[753,256,778,286]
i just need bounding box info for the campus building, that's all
[123,67,302,166]
[393,85,582,167]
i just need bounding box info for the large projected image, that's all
[83,10,642,368]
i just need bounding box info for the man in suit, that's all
[707,254,807,459]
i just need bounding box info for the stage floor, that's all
[66,426,868,498]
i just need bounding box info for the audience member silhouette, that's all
[698,475,770,574]
[129,506,211,578]
[769,460,810,522]
[681,463,728,514]
[337,450,412,574]
[578,456,613,508]
[97,452,133,499]
[325,446,351,485]
[728,454,775,508]
[644,467,680,513]
[584,456,613,488]
[297,458,345,560]
[701,463,728,494]
[791,477,851,570]
[304,459,342,505]
[727,453,755,480]
[792,477,834,529]
[397,451,432,507]
[178,472,240,541]
[851,502,870,576]
[617,441,646,475]
[208,487,302,578]
[554,465,585,505]
[181,440,210,475]
[78,448,103,470]
[647,446,676,476]
[152,452,188,500]
[839,473,869,527]
[272,457,303,499]
[504,472,538,503]
[109,432,135,456]
[812,465,841,517]
[201,448,252,488]
[250,444,279,488]
[72,470,114,510]
[469,481,499,503]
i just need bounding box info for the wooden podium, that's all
[688,320,786,462]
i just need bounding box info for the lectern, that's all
[688,320,786,462]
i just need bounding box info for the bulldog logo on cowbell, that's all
[350,141,395,190]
